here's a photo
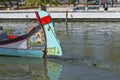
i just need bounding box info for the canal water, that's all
[0,21,120,80]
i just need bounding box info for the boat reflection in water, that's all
[0,56,63,80]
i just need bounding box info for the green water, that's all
[0,22,120,80]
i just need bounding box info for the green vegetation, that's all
[22,0,39,8]
[34,0,60,11]
[0,0,60,11]
[68,0,75,5]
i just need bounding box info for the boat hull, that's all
[0,48,44,58]
[0,10,62,58]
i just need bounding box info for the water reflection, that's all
[1,21,120,80]
[57,22,120,60]
[0,57,63,80]
[56,22,120,74]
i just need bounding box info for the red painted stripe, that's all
[35,11,47,58]
[35,11,52,26]
[8,34,18,39]
[40,15,52,25]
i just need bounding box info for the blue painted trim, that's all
[0,48,44,58]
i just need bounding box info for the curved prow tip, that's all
[35,10,52,26]
[36,10,62,57]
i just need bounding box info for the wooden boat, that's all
[0,10,62,58]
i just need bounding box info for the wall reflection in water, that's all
[0,57,63,80]
[1,21,120,80]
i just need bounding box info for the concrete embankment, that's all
[0,10,120,22]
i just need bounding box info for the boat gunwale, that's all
[0,25,40,45]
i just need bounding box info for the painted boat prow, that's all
[0,10,62,58]
[38,11,62,57]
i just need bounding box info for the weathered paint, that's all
[0,10,62,57]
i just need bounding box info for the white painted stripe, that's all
[0,39,28,49]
